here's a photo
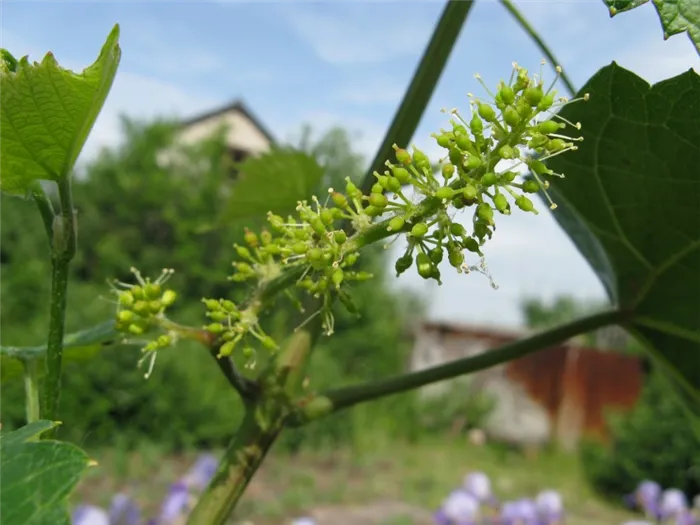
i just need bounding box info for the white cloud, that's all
[284,4,432,65]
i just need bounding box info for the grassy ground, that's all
[75,436,640,524]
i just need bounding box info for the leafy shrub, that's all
[581,370,700,502]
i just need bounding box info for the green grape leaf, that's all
[603,0,700,55]
[0,24,121,195]
[545,63,700,415]
[0,421,92,525]
[1,321,119,380]
[221,147,324,222]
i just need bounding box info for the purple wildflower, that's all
[72,505,110,525]
[660,488,689,519]
[108,493,141,525]
[535,489,564,524]
[182,454,218,492]
[155,481,190,524]
[290,518,317,525]
[436,489,480,524]
[626,480,661,516]
[463,472,492,503]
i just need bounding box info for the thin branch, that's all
[43,177,77,432]
[209,349,259,401]
[289,309,628,424]
[30,182,55,244]
[500,0,577,96]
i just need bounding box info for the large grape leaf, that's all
[220,147,324,222]
[1,321,119,380]
[0,24,121,195]
[545,63,700,413]
[0,421,92,525]
[603,0,700,55]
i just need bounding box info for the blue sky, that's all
[3,1,699,328]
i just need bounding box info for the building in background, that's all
[158,99,275,171]
[410,321,644,451]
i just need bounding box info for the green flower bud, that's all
[416,252,433,279]
[493,193,510,214]
[516,98,533,119]
[372,183,383,194]
[332,192,349,208]
[477,203,494,222]
[435,133,451,148]
[260,229,272,245]
[144,283,161,300]
[394,146,412,165]
[500,85,515,105]
[455,134,472,151]
[474,221,492,240]
[332,268,344,288]
[436,187,455,200]
[494,91,506,110]
[260,335,278,350]
[528,133,549,149]
[450,223,466,237]
[410,222,429,238]
[219,340,236,357]
[333,231,347,244]
[530,159,552,176]
[392,166,410,184]
[388,216,405,232]
[545,139,567,152]
[537,120,561,134]
[395,253,413,275]
[377,175,390,188]
[235,245,251,260]
[501,171,517,183]
[465,154,482,170]
[292,242,307,255]
[344,253,359,266]
[222,300,237,312]
[537,92,556,111]
[386,177,402,193]
[470,113,483,134]
[448,246,464,269]
[516,195,535,212]
[244,229,259,247]
[306,248,323,262]
[364,205,382,217]
[203,298,220,310]
[463,184,478,200]
[133,300,149,316]
[503,105,520,127]
[128,323,145,335]
[449,147,463,167]
[442,163,455,181]
[117,310,134,323]
[462,237,481,253]
[320,209,334,225]
[452,124,467,136]
[346,179,362,200]
[477,102,496,122]
[492,126,508,142]
[119,291,135,308]
[514,68,529,91]
[208,310,228,322]
[207,323,225,333]
[268,213,285,229]
[413,147,431,172]
[301,396,333,421]
[499,146,515,160]
[369,193,388,208]
[156,335,171,347]
[523,86,544,106]
[148,300,163,314]
[131,286,145,301]
[429,247,443,264]
[522,180,540,193]
[481,172,497,186]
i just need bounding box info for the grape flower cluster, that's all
[111,61,589,373]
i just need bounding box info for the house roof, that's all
[179,99,277,146]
